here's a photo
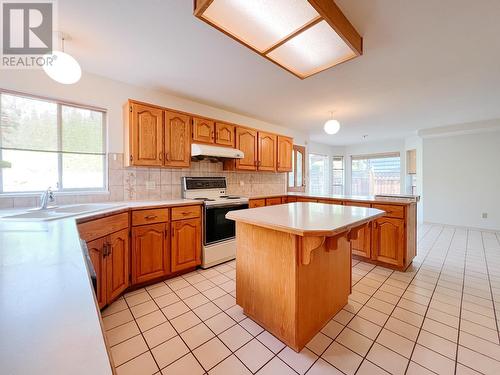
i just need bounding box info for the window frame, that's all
[350,152,401,196]
[287,144,306,192]
[308,152,330,195]
[0,89,108,195]
[331,155,345,195]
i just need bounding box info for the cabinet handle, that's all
[165,229,169,238]
[103,243,109,257]
[145,215,157,220]
[108,243,112,256]
[159,152,163,160]
[165,152,169,161]
[211,130,214,140]
[181,211,189,216]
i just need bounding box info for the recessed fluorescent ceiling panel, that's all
[194,0,362,79]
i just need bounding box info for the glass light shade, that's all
[266,21,357,78]
[324,119,340,135]
[43,51,82,85]
[202,0,319,52]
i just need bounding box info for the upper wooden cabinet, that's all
[258,132,277,171]
[215,122,235,147]
[277,136,293,172]
[192,117,215,144]
[235,127,258,171]
[128,102,164,166]
[407,149,416,174]
[165,110,191,168]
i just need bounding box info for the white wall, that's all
[0,70,308,153]
[423,130,500,230]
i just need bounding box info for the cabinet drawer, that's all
[265,197,282,206]
[132,208,169,226]
[249,199,266,208]
[372,204,405,219]
[171,205,201,221]
[345,201,371,208]
[78,212,129,242]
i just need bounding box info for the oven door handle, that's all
[205,203,249,209]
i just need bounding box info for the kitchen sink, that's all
[1,204,124,221]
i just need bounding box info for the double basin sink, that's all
[1,203,125,221]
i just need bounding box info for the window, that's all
[332,156,344,194]
[0,91,106,193]
[351,153,401,196]
[288,144,305,192]
[308,153,329,195]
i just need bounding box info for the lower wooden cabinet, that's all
[171,218,202,272]
[372,217,405,267]
[265,197,282,206]
[345,202,371,259]
[85,229,129,309]
[132,223,170,284]
[249,198,266,208]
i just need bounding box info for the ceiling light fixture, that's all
[43,33,82,85]
[194,0,362,79]
[324,111,340,135]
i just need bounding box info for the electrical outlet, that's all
[482,212,488,219]
[146,181,156,190]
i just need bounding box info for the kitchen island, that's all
[226,202,384,351]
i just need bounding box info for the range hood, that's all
[191,143,244,159]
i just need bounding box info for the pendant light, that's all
[43,33,82,85]
[324,111,340,135]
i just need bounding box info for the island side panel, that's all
[296,235,351,350]
[235,222,298,345]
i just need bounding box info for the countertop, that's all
[249,193,419,205]
[0,199,202,375]
[226,202,385,236]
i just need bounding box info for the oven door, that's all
[204,203,249,246]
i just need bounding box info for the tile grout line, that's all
[480,231,500,345]
[454,228,469,374]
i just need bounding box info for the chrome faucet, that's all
[40,187,56,210]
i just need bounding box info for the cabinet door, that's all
[249,199,266,208]
[165,110,191,168]
[215,122,235,147]
[106,229,130,302]
[345,202,371,258]
[258,132,277,171]
[192,117,215,144]
[235,127,257,171]
[87,237,106,309]
[130,103,164,166]
[265,197,282,206]
[277,136,293,172]
[132,223,169,285]
[171,218,201,272]
[372,217,404,266]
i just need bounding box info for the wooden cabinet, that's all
[249,198,266,208]
[372,217,405,267]
[258,131,277,171]
[407,149,416,175]
[192,117,215,144]
[86,237,107,309]
[265,197,282,206]
[345,202,371,258]
[106,229,130,302]
[165,110,191,168]
[132,223,170,284]
[128,102,164,166]
[277,136,293,172]
[171,218,201,272]
[235,127,258,171]
[215,122,235,147]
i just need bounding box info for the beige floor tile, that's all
[154,292,180,308]
[459,331,500,359]
[411,343,455,375]
[426,308,460,328]
[148,284,172,299]
[208,354,251,375]
[239,317,264,336]
[203,286,227,300]
[125,291,152,307]
[367,342,408,375]
[162,301,190,320]
[205,312,235,334]
[184,273,206,285]
[107,320,140,347]
[143,321,177,348]
[151,335,189,369]
[220,280,236,293]
[130,300,159,319]
[458,345,500,373]
[278,347,318,375]
[347,316,382,340]
[180,322,215,350]
[161,353,204,375]
[103,309,134,331]
[391,306,424,328]
[461,308,497,329]
[183,293,210,309]
[213,294,236,310]
[225,304,246,322]
[307,358,344,375]
[335,327,373,356]
[256,357,296,375]
[136,310,167,332]
[116,351,158,375]
[460,319,500,344]
[332,309,354,325]
[165,277,190,291]
[384,316,419,341]
[102,299,129,317]
[356,360,390,375]
[193,279,216,292]
[357,306,389,326]
[373,290,400,305]
[322,341,362,375]
[194,337,231,371]
[417,330,457,359]
[376,329,414,358]
[219,324,253,351]
[306,332,333,356]
[422,317,458,342]
[397,298,428,315]
[193,301,222,320]
[321,319,344,340]
[235,338,274,373]
[455,363,483,375]
[366,297,395,315]
[406,361,436,375]
[170,311,201,333]
[175,285,199,299]
[111,335,149,367]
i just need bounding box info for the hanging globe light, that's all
[324,111,340,135]
[43,34,81,85]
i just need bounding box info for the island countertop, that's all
[226,202,385,237]
[249,193,419,205]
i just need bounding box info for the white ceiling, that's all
[59,0,500,145]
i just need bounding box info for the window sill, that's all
[0,191,110,198]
